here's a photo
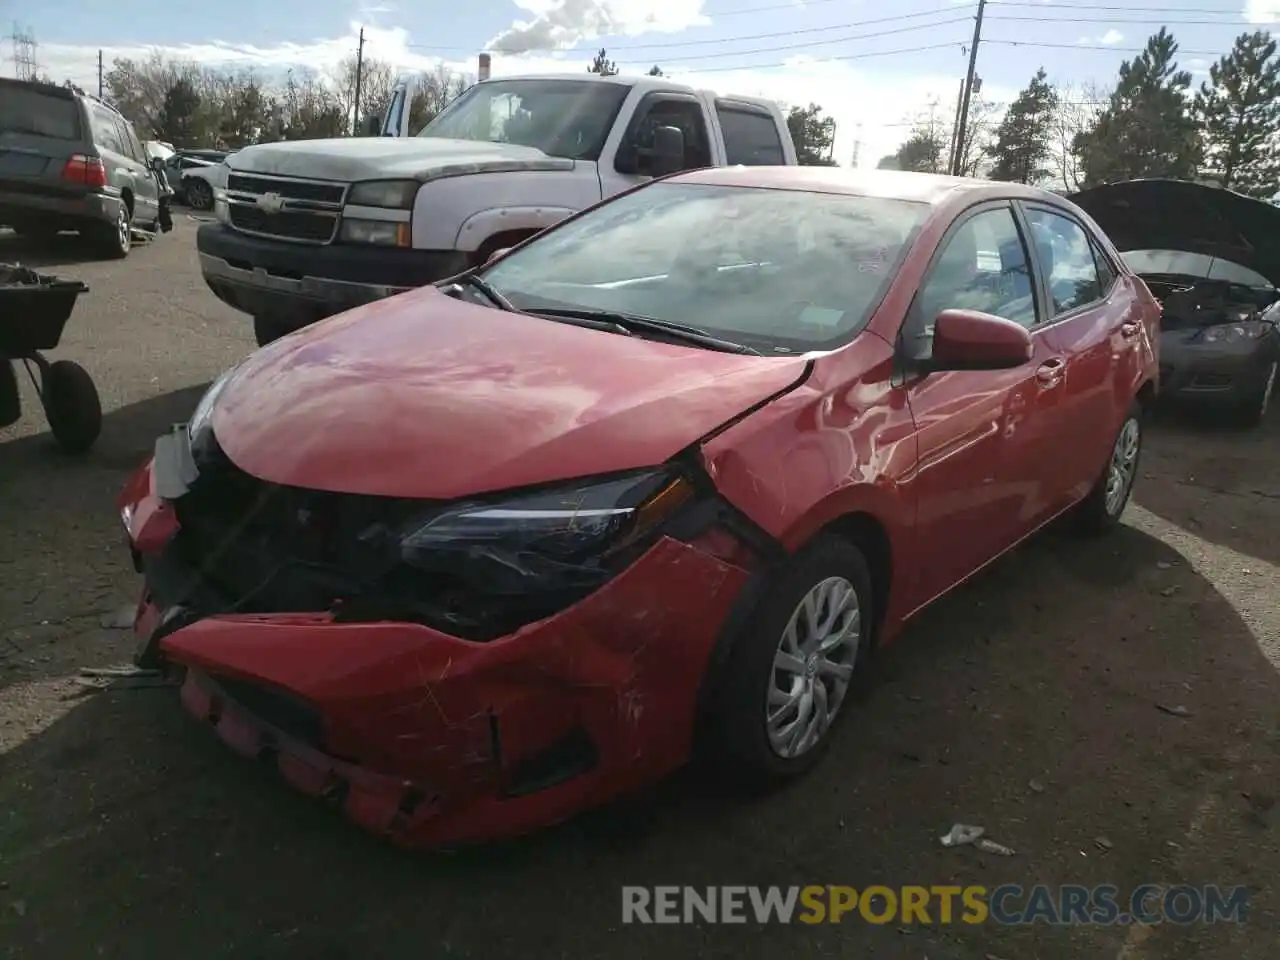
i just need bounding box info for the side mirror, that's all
[486,247,512,265]
[363,113,382,137]
[149,157,165,174]
[927,309,1033,372]
[651,124,685,177]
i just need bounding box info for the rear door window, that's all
[89,103,125,154]
[715,103,786,165]
[0,85,83,140]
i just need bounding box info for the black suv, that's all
[0,78,163,258]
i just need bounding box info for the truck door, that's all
[598,92,714,200]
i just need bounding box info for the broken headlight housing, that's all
[187,362,242,445]
[395,469,695,599]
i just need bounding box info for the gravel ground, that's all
[1,220,1278,959]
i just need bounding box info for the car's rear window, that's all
[0,87,82,140]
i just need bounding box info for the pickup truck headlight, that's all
[347,179,418,209]
[339,219,410,247]
[395,470,695,595]
[1200,319,1271,344]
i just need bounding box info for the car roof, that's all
[670,166,1064,207]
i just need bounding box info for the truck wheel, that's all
[253,315,292,347]
[94,204,132,260]
[186,178,214,211]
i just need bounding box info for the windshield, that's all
[0,86,81,139]
[1122,249,1274,290]
[417,79,630,161]
[480,182,930,353]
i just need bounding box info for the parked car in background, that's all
[0,77,162,258]
[1070,178,1280,426]
[119,168,1158,848]
[164,151,233,210]
[196,72,798,345]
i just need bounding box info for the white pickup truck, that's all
[196,73,798,345]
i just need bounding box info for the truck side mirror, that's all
[364,113,382,137]
[651,125,685,177]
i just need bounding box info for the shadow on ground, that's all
[1,516,1276,959]
[1136,405,1280,568]
[0,231,113,270]
[0,384,207,692]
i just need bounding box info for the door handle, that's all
[1036,358,1065,386]
[1120,321,1141,339]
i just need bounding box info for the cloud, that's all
[1077,29,1124,45]
[487,0,711,55]
[36,24,1011,167]
[1243,0,1280,24]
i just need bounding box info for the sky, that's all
[7,0,1280,166]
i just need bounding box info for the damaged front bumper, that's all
[118,456,755,848]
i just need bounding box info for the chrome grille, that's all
[223,172,348,245]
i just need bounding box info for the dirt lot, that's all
[1,220,1278,959]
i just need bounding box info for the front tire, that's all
[185,178,214,211]
[705,535,873,785]
[1073,400,1143,535]
[1233,360,1276,428]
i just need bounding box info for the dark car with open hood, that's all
[116,167,1159,848]
[1069,179,1280,426]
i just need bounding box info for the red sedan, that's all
[118,167,1159,847]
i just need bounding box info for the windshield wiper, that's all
[530,307,761,355]
[442,274,517,312]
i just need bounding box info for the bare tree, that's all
[332,54,397,135]
[407,66,474,133]
[1049,80,1105,191]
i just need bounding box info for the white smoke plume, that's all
[487,0,710,55]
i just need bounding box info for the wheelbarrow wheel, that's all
[41,360,102,454]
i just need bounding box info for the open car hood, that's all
[1068,179,1280,288]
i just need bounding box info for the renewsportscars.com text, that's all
[621,885,1251,926]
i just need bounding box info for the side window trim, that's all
[900,198,1043,352]
[1017,200,1111,321]
[715,101,785,166]
[618,92,711,174]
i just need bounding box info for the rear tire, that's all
[41,360,102,454]
[704,535,873,786]
[253,315,293,348]
[1073,400,1143,535]
[94,204,132,260]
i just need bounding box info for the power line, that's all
[989,15,1260,24]
[989,1,1241,10]
[405,5,967,54]
[631,16,973,64]
[678,39,967,73]
[985,37,1227,55]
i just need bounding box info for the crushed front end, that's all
[117,425,765,847]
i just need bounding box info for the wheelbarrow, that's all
[0,263,102,454]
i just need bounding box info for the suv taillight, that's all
[61,154,108,189]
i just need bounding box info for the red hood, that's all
[211,287,810,499]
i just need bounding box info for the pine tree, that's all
[988,68,1059,184]
[588,49,618,76]
[1075,28,1203,186]
[1194,30,1280,199]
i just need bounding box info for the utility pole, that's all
[352,27,366,135]
[97,49,103,97]
[950,0,986,176]
[948,77,964,176]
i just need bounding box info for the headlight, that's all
[339,218,410,247]
[347,179,418,208]
[1201,319,1270,344]
[395,470,695,596]
[187,364,240,443]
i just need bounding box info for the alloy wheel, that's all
[117,207,131,253]
[1104,416,1141,517]
[1260,362,1277,419]
[766,576,861,759]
